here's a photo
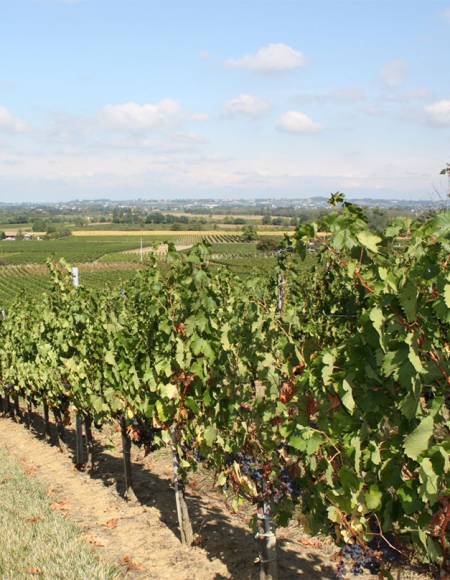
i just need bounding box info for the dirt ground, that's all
[0,412,431,580]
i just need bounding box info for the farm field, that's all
[0,233,283,304]
[0,236,164,265]
[71,229,291,237]
[0,263,142,307]
[0,233,276,265]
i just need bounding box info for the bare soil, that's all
[0,411,430,579]
[0,412,339,579]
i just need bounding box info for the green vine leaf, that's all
[404,415,434,460]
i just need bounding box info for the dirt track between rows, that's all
[0,415,340,579]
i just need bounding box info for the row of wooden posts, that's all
[0,265,279,579]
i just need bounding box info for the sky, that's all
[0,0,450,202]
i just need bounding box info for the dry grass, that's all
[0,448,120,579]
[72,229,293,237]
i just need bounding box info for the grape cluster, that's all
[337,543,381,577]
[236,453,265,484]
[368,535,401,564]
[180,440,205,463]
[129,418,159,452]
[230,454,300,502]
[277,468,300,501]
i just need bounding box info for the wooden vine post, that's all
[120,414,136,501]
[84,415,94,472]
[13,394,21,421]
[75,413,84,468]
[26,396,32,430]
[72,267,85,469]
[53,408,67,453]
[253,250,283,578]
[43,401,51,441]
[170,427,193,545]
[256,501,278,580]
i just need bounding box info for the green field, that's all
[0,237,164,265]
[0,233,283,305]
[0,265,141,307]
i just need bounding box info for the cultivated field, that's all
[0,233,281,305]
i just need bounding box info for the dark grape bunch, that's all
[336,544,379,577]
[181,440,205,463]
[229,454,300,502]
[236,453,265,484]
[367,535,402,564]
[128,418,159,454]
[336,537,401,578]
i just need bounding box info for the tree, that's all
[241,224,258,241]
[440,163,450,200]
[256,237,280,252]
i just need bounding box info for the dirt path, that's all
[122,243,193,256]
[0,415,338,579]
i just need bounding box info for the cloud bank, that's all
[425,99,450,126]
[224,94,270,117]
[277,111,322,134]
[0,106,28,133]
[225,43,305,73]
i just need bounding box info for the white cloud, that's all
[277,111,322,134]
[380,59,408,89]
[190,112,209,122]
[224,94,270,117]
[380,88,430,103]
[295,87,366,105]
[101,99,182,131]
[225,43,305,72]
[424,99,450,126]
[0,106,28,133]
[443,8,450,22]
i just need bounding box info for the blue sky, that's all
[0,0,449,202]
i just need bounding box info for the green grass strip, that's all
[0,448,120,579]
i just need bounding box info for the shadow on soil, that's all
[16,409,336,580]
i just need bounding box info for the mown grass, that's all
[0,448,120,579]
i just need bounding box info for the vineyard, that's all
[0,196,448,578]
[0,236,280,304]
[0,263,142,307]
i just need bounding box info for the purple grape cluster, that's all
[337,543,381,577]
[368,535,401,564]
[229,454,300,502]
[236,453,265,483]
[130,418,159,451]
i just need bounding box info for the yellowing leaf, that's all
[369,307,384,340]
[408,348,425,374]
[204,425,217,446]
[444,284,450,309]
[104,351,116,366]
[160,383,178,400]
[356,231,382,253]
[339,379,355,414]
